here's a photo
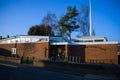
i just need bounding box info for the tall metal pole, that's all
[45,24,47,36]
[89,0,92,36]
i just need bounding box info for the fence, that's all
[48,56,117,64]
[49,56,81,63]
[0,55,117,64]
[86,59,117,64]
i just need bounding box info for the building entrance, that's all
[50,45,65,61]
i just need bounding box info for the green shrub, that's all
[21,58,33,64]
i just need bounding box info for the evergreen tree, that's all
[58,6,80,41]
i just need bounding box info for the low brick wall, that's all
[33,60,120,77]
[0,56,21,64]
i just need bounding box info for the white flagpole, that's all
[89,0,92,36]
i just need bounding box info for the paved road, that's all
[0,63,119,80]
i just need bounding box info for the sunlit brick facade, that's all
[0,35,119,64]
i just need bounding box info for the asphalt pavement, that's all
[0,63,119,80]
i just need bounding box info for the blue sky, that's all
[0,0,120,42]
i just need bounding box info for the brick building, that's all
[0,35,119,64]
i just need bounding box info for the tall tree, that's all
[58,6,80,41]
[28,24,54,36]
[41,13,59,35]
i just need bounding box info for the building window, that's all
[11,48,17,55]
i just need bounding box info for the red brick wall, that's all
[85,44,118,64]
[67,45,86,62]
[0,42,49,60]
[0,44,15,56]
[0,42,118,64]
[67,44,118,64]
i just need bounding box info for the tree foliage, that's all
[28,5,96,38]
[58,6,80,40]
[41,13,59,35]
[28,24,54,36]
